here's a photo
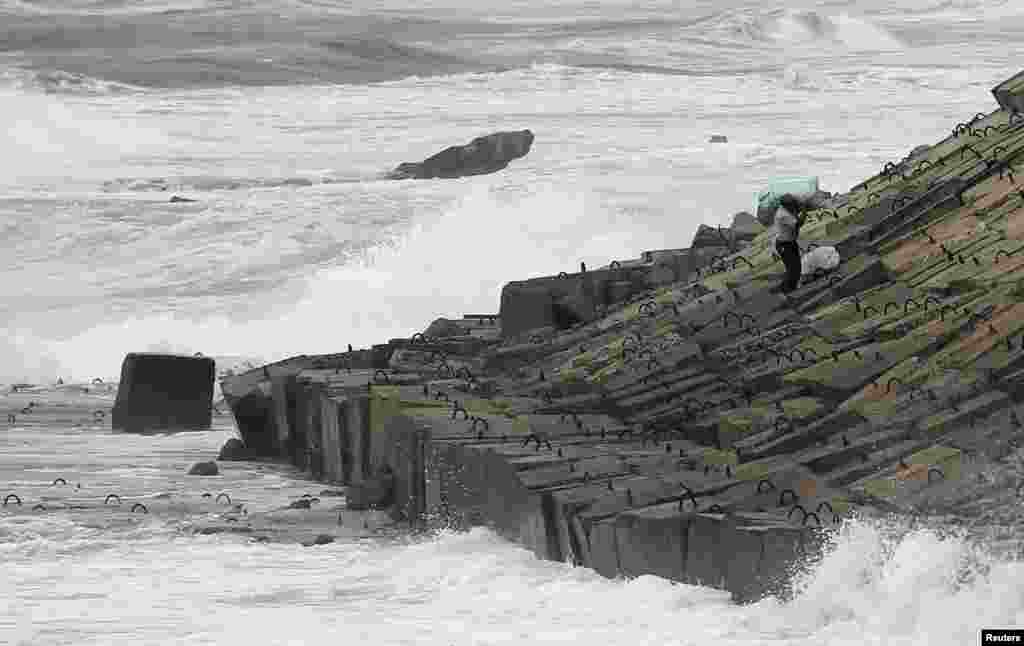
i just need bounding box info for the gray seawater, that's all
[3,0,1024,643]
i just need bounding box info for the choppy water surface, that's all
[3,0,1024,643]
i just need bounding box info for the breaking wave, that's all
[713,9,905,51]
[0,68,147,96]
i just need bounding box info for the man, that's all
[769,193,809,294]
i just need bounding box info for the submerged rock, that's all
[387,130,534,180]
[187,461,219,476]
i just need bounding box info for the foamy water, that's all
[3,0,1024,642]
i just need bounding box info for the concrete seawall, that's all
[221,367,831,603]
[221,70,1024,603]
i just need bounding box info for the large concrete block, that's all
[374,414,426,524]
[587,517,622,578]
[500,282,556,338]
[757,525,806,601]
[319,394,343,483]
[546,482,618,565]
[683,513,731,589]
[723,524,766,603]
[614,503,689,582]
[270,377,292,459]
[992,71,1024,114]
[499,271,612,338]
[307,381,325,479]
[285,377,306,467]
[422,438,557,557]
[112,353,215,433]
[220,390,272,450]
[345,394,370,485]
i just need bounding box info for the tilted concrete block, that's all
[112,352,215,433]
[992,71,1024,114]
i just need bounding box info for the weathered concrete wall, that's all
[319,393,345,484]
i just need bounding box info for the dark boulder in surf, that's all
[111,353,215,432]
[304,534,335,546]
[187,461,219,476]
[218,437,249,461]
[387,130,534,180]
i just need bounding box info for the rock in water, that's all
[187,461,219,476]
[111,353,215,432]
[218,438,248,461]
[709,134,728,143]
[387,130,534,180]
[304,534,335,547]
[169,195,197,203]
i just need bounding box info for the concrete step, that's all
[742,409,867,462]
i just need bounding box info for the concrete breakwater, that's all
[220,70,1024,603]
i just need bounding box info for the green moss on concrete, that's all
[908,445,962,481]
[915,239,1020,290]
[831,496,851,515]
[559,367,585,383]
[607,337,626,359]
[701,246,778,291]
[783,331,933,388]
[702,448,739,466]
[718,398,823,448]
[863,478,898,498]
[844,397,900,421]
[735,462,770,481]
[571,351,595,369]
[588,360,625,385]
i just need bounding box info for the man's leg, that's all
[781,242,802,292]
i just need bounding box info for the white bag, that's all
[801,246,840,275]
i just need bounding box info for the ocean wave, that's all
[0,68,147,96]
[708,8,905,51]
[891,0,1020,16]
[99,175,326,193]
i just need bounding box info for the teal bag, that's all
[755,177,819,225]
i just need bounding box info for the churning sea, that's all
[2,0,1024,643]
